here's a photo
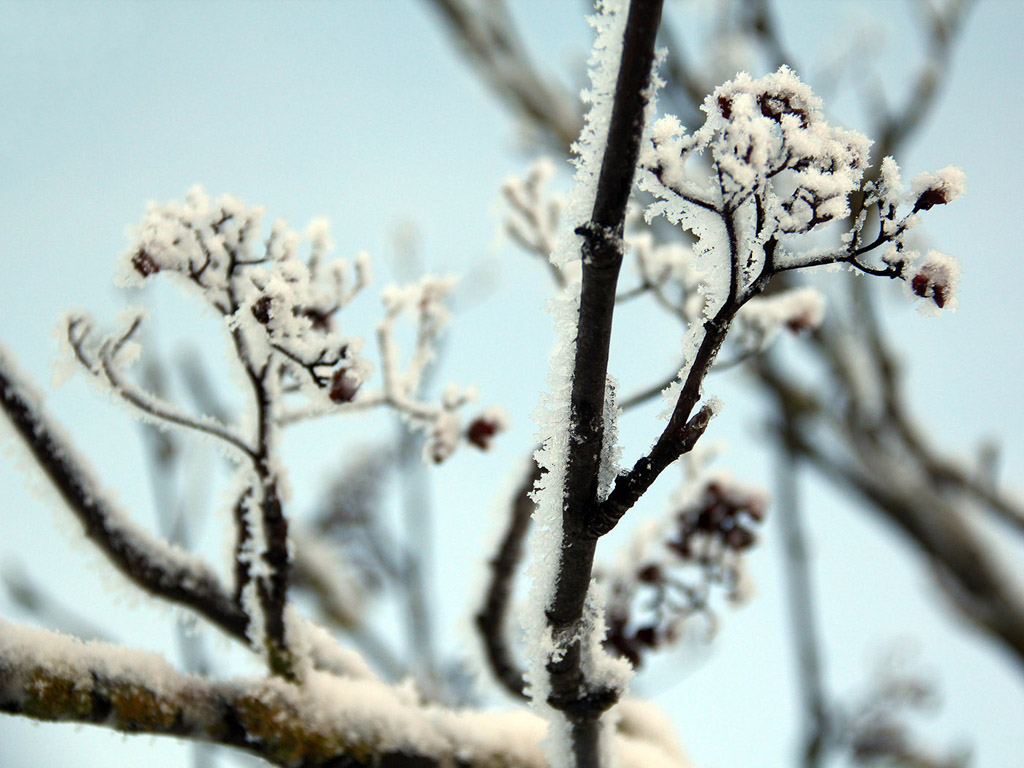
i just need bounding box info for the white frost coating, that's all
[547,1,628,270]
[641,67,871,315]
[598,374,623,501]
[910,249,961,313]
[523,1,638,766]
[0,619,690,768]
[0,619,191,696]
[910,165,967,207]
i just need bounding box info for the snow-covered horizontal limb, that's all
[0,620,693,768]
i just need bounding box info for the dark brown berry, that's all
[637,564,663,584]
[251,296,273,325]
[467,415,501,450]
[329,369,360,403]
[911,273,930,298]
[132,250,160,277]
[913,187,948,212]
[633,626,658,647]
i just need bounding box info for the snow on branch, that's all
[590,66,964,539]
[46,187,502,679]
[524,1,665,766]
[0,345,247,638]
[0,619,692,768]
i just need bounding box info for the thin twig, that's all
[776,433,829,768]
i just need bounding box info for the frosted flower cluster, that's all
[640,67,965,312]
[119,186,370,404]
[642,66,870,234]
[60,187,502,467]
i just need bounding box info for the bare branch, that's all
[424,0,582,151]
[476,463,538,700]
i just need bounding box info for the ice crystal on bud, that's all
[910,166,966,212]
[909,250,961,311]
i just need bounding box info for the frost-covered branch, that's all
[477,463,539,701]
[0,620,693,768]
[591,66,963,539]
[0,346,248,640]
[526,2,665,766]
[53,188,501,679]
[65,314,256,460]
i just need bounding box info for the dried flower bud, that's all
[300,307,332,331]
[131,249,160,277]
[466,408,506,451]
[910,166,966,213]
[717,95,732,119]
[636,564,663,584]
[909,250,960,310]
[633,626,658,648]
[912,187,948,212]
[725,525,756,551]
[251,295,273,325]
[467,416,499,450]
[910,273,930,298]
[329,368,360,403]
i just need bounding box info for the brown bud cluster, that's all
[716,92,811,128]
[604,478,767,668]
[606,609,679,668]
[667,479,766,558]
[910,272,949,309]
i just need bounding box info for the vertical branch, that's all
[541,2,664,766]
[248,362,295,679]
[776,438,829,768]
[397,425,441,697]
[476,464,538,700]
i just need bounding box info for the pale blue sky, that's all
[1,2,1021,767]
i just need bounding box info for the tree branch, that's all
[776,439,829,768]
[0,621,689,768]
[0,348,248,640]
[542,3,664,766]
[476,463,538,700]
